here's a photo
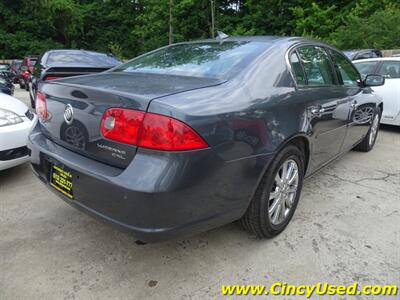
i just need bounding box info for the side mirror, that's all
[364,74,385,87]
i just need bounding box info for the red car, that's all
[19,55,38,90]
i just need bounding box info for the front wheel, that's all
[354,107,381,152]
[241,144,305,238]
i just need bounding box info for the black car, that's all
[343,49,383,61]
[0,73,14,95]
[0,63,11,79]
[28,36,384,243]
[29,49,122,108]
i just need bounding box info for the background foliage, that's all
[0,0,399,59]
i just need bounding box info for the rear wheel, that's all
[354,107,381,152]
[19,80,25,89]
[241,144,305,238]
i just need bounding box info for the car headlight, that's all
[0,108,23,127]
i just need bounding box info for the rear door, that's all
[290,45,350,171]
[374,60,400,123]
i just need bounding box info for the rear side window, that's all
[289,52,306,85]
[354,61,379,76]
[378,61,400,79]
[296,46,336,86]
[330,51,360,87]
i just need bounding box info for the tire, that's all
[25,81,29,91]
[241,144,305,238]
[354,107,381,152]
[30,92,35,109]
[19,80,25,89]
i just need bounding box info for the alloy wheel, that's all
[268,159,299,225]
[369,114,379,146]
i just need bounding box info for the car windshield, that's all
[0,65,9,70]
[29,59,37,66]
[47,51,122,66]
[343,51,356,59]
[114,41,271,79]
[354,61,379,76]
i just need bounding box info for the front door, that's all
[290,46,350,173]
[375,60,400,124]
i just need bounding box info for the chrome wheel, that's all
[268,159,299,225]
[369,114,379,146]
[354,106,374,124]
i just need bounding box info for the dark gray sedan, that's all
[28,36,384,242]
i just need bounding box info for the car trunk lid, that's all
[39,72,223,168]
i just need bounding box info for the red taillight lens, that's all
[44,76,59,81]
[140,113,208,150]
[100,108,208,151]
[36,91,48,120]
[101,108,145,145]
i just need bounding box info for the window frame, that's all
[287,43,340,89]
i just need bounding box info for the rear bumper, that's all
[28,127,274,242]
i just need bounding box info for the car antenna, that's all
[216,31,229,40]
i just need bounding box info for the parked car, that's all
[19,55,38,90]
[9,59,22,83]
[343,49,382,61]
[0,63,11,79]
[29,49,122,108]
[0,73,14,95]
[353,57,400,126]
[0,93,37,170]
[28,37,384,242]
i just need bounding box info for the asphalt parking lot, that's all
[1,88,399,299]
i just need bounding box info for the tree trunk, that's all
[210,0,215,38]
[169,0,174,44]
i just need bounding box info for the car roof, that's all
[353,57,400,63]
[45,49,113,56]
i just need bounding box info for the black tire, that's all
[25,81,29,91]
[354,107,381,152]
[19,80,25,89]
[241,144,305,238]
[30,92,35,109]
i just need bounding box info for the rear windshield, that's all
[29,59,37,66]
[113,41,270,79]
[47,51,122,66]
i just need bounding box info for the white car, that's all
[353,57,400,126]
[0,93,37,170]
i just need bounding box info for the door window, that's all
[330,51,360,87]
[377,61,400,79]
[289,52,306,85]
[296,46,336,86]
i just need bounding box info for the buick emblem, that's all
[64,104,74,125]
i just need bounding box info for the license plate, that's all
[50,164,74,199]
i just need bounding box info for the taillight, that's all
[44,76,59,81]
[101,108,145,145]
[36,91,49,120]
[100,108,208,151]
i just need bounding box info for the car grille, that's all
[25,110,35,121]
[0,146,29,161]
